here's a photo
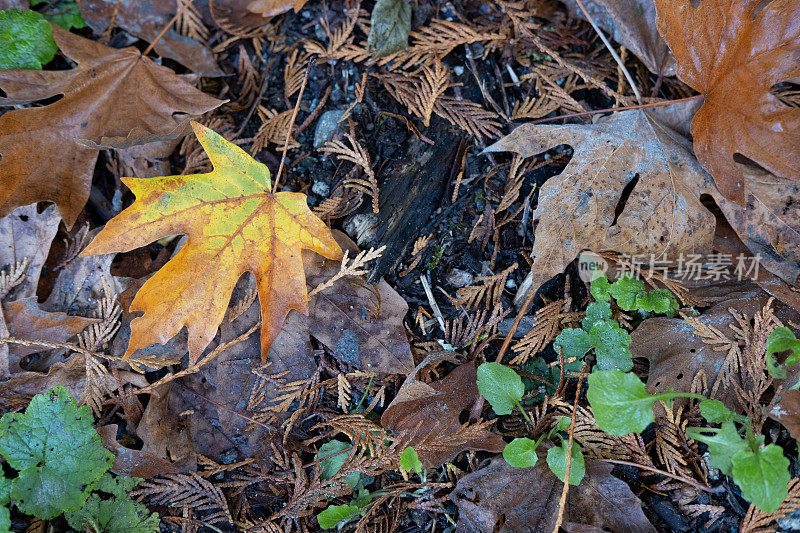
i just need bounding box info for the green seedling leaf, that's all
[731,443,790,513]
[0,386,114,519]
[0,9,58,69]
[554,327,594,360]
[587,370,703,436]
[477,362,524,416]
[590,320,633,372]
[318,503,360,529]
[635,289,678,314]
[553,416,571,433]
[686,421,748,476]
[317,440,360,488]
[366,0,411,57]
[698,399,735,424]
[503,438,539,468]
[30,0,86,29]
[399,447,422,475]
[767,327,800,365]
[589,274,612,302]
[65,473,159,533]
[0,475,9,506]
[546,442,585,486]
[609,275,646,310]
[582,301,612,329]
[0,505,9,533]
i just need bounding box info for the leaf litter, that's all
[0,0,799,530]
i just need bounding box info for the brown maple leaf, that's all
[0,24,223,228]
[654,0,800,204]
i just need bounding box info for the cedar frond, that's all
[403,20,506,66]
[443,306,506,353]
[455,263,517,310]
[433,96,503,138]
[316,414,393,457]
[0,257,29,300]
[741,478,800,532]
[132,473,232,524]
[654,406,703,480]
[253,108,299,153]
[313,187,364,220]
[496,155,531,214]
[57,223,91,269]
[337,374,352,412]
[321,134,379,213]
[283,49,310,100]
[510,299,572,365]
[308,245,385,296]
[175,0,209,42]
[399,234,432,277]
[511,94,561,121]
[237,45,260,108]
[418,58,450,127]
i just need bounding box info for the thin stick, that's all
[603,459,719,493]
[0,337,122,361]
[553,365,587,533]
[273,58,315,192]
[573,0,641,104]
[142,0,196,57]
[526,95,703,125]
[495,280,537,362]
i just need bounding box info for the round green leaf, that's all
[0,9,58,70]
[546,442,585,486]
[477,362,524,415]
[502,438,539,468]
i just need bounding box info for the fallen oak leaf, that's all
[247,0,308,17]
[0,24,224,228]
[654,0,800,204]
[81,122,343,364]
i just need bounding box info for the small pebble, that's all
[453,66,464,76]
[446,269,474,288]
[312,180,330,196]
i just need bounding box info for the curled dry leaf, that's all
[0,204,60,300]
[485,108,716,307]
[98,424,179,479]
[76,0,223,76]
[83,123,343,365]
[654,0,800,204]
[381,362,505,468]
[561,0,675,75]
[0,25,223,228]
[452,456,657,533]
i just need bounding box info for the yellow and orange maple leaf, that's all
[82,122,343,363]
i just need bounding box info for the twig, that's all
[142,0,196,57]
[234,55,281,138]
[573,0,641,104]
[603,459,719,493]
[525,95,703,125]
[420,273,446,333]
[295,85,332,136]
[273,58,315,191]
[553,364,587,533]
[495,280,537,362]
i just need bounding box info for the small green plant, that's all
[0,9,58,70]
[317,487,376,529]
[501,417,585,485]
[317,439,361,488]
[399,446,422,475]
[476,362,531,423]
[0,386,158,532]
[555,273,678,373]
[30,0,86,30]
[765,327,800,379]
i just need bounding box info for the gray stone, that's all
[313,110,346,149]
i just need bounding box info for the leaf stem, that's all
[514,399,533,424]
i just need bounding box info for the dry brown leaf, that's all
[0,25,223,229]
[99,424,180,479]
[77,0,223,76]
[248,0,308,17]
[486,108,716,307]
[769,389,800,442]
[381,362,505,468]
[452,456,657,533]
[3,297,99,362]
[630,281,800,409]
[654,0,800,203]
[562,0,675,75]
